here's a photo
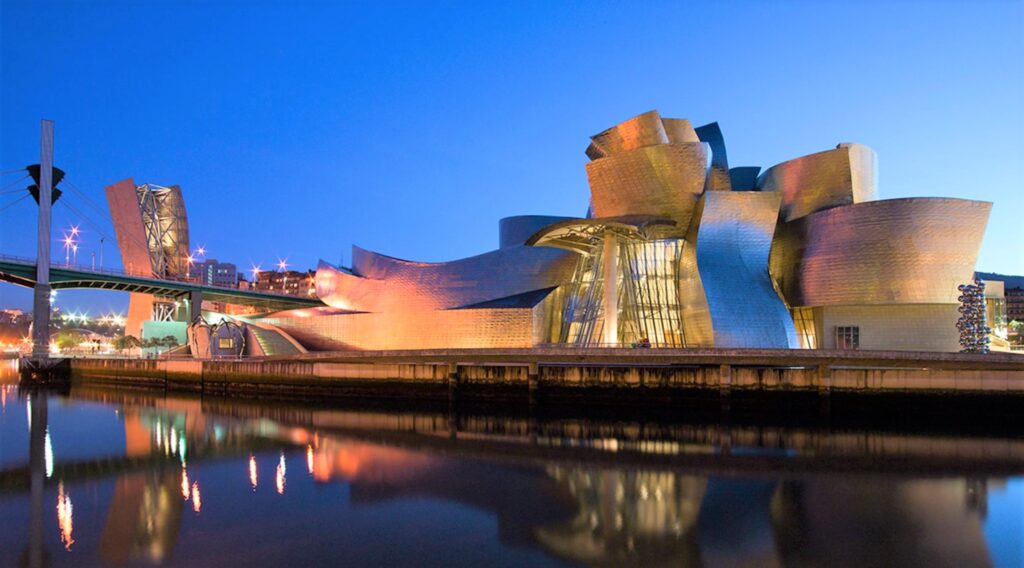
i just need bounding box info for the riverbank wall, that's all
[65,347,1024,405]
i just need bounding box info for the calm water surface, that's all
[0,360,1022,567]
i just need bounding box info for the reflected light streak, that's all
[181,467,190,500]
[306,445,314,475]
[191,482,201,513]
[57,481,74,551]
[249,454,258,490]
[44,429,53,478]
[276,453,286,495]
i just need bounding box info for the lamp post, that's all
[277,258,289,294]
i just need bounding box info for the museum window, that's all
[835,326,859,350]
[792,308,817,349]
[218,338,234,349]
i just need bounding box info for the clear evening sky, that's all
[1,0,1022,314]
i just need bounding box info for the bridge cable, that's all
[62,179,113,221]
[0,175,29,193]
[60,198,115,241]
[0,193,30,213]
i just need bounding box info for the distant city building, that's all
[1006,287,1024,322]
[188,258,238,288]
[254,270,316,298]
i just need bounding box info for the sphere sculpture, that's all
[956,280,990,354]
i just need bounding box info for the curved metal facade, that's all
[769,197,992,307]
[693,191,799,348]
[695,122,731,192]
[262,109,995,353]
[587,110,671,158]
[586,143,708,227]
[498,215,577,248]
[757,143,877,222]
[317,244,577,313]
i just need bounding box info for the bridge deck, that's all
[0,254,322,310]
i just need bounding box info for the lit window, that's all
[835,326,859,350]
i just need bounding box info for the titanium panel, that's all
[757,143,877,221]
[319,244,577,312]
[695,122,732,191]
[263,305,541,350]
[693,191,799,348]
[677,207,713,347]
[769,198,992,307]
[589,110,670,156]
[499,215,577,248]
[662,118,700,144]
[585,143,708,228]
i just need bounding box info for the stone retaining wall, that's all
[68,355,1024,403]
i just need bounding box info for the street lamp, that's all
[250,264,262,290]
[62,233,74,266]
[278,258,289,294]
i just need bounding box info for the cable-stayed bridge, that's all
[0,254,320,311]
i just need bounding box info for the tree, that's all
[55,330,85,352]
[161,335,180,348]
[114,335,142,355]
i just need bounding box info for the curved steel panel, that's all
[585,143,708,228]
[589,110,669,156]
[769,198,992,307]
[695,122,731,191]
[320,245,577,312]
[757,143,877,221]
[693,191,799,348]
[662,118,700,144]
[498,215,577,248]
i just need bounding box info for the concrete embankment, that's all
[67,347,1024,405]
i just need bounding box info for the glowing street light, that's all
[278,258,289,293]
[62,233,75,266]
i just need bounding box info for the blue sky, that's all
[1,0,1022,313]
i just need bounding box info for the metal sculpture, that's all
[957,280,990,354]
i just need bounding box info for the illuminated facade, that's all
[104,112,992,352]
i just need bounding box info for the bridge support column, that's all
[30,284,51,357]
[31,120,54,359]
[189,290,203,322]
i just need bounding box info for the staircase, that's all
[248,325,304,357]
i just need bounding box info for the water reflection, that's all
[0,363,1022,567]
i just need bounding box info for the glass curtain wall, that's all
[559,237,686,347]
